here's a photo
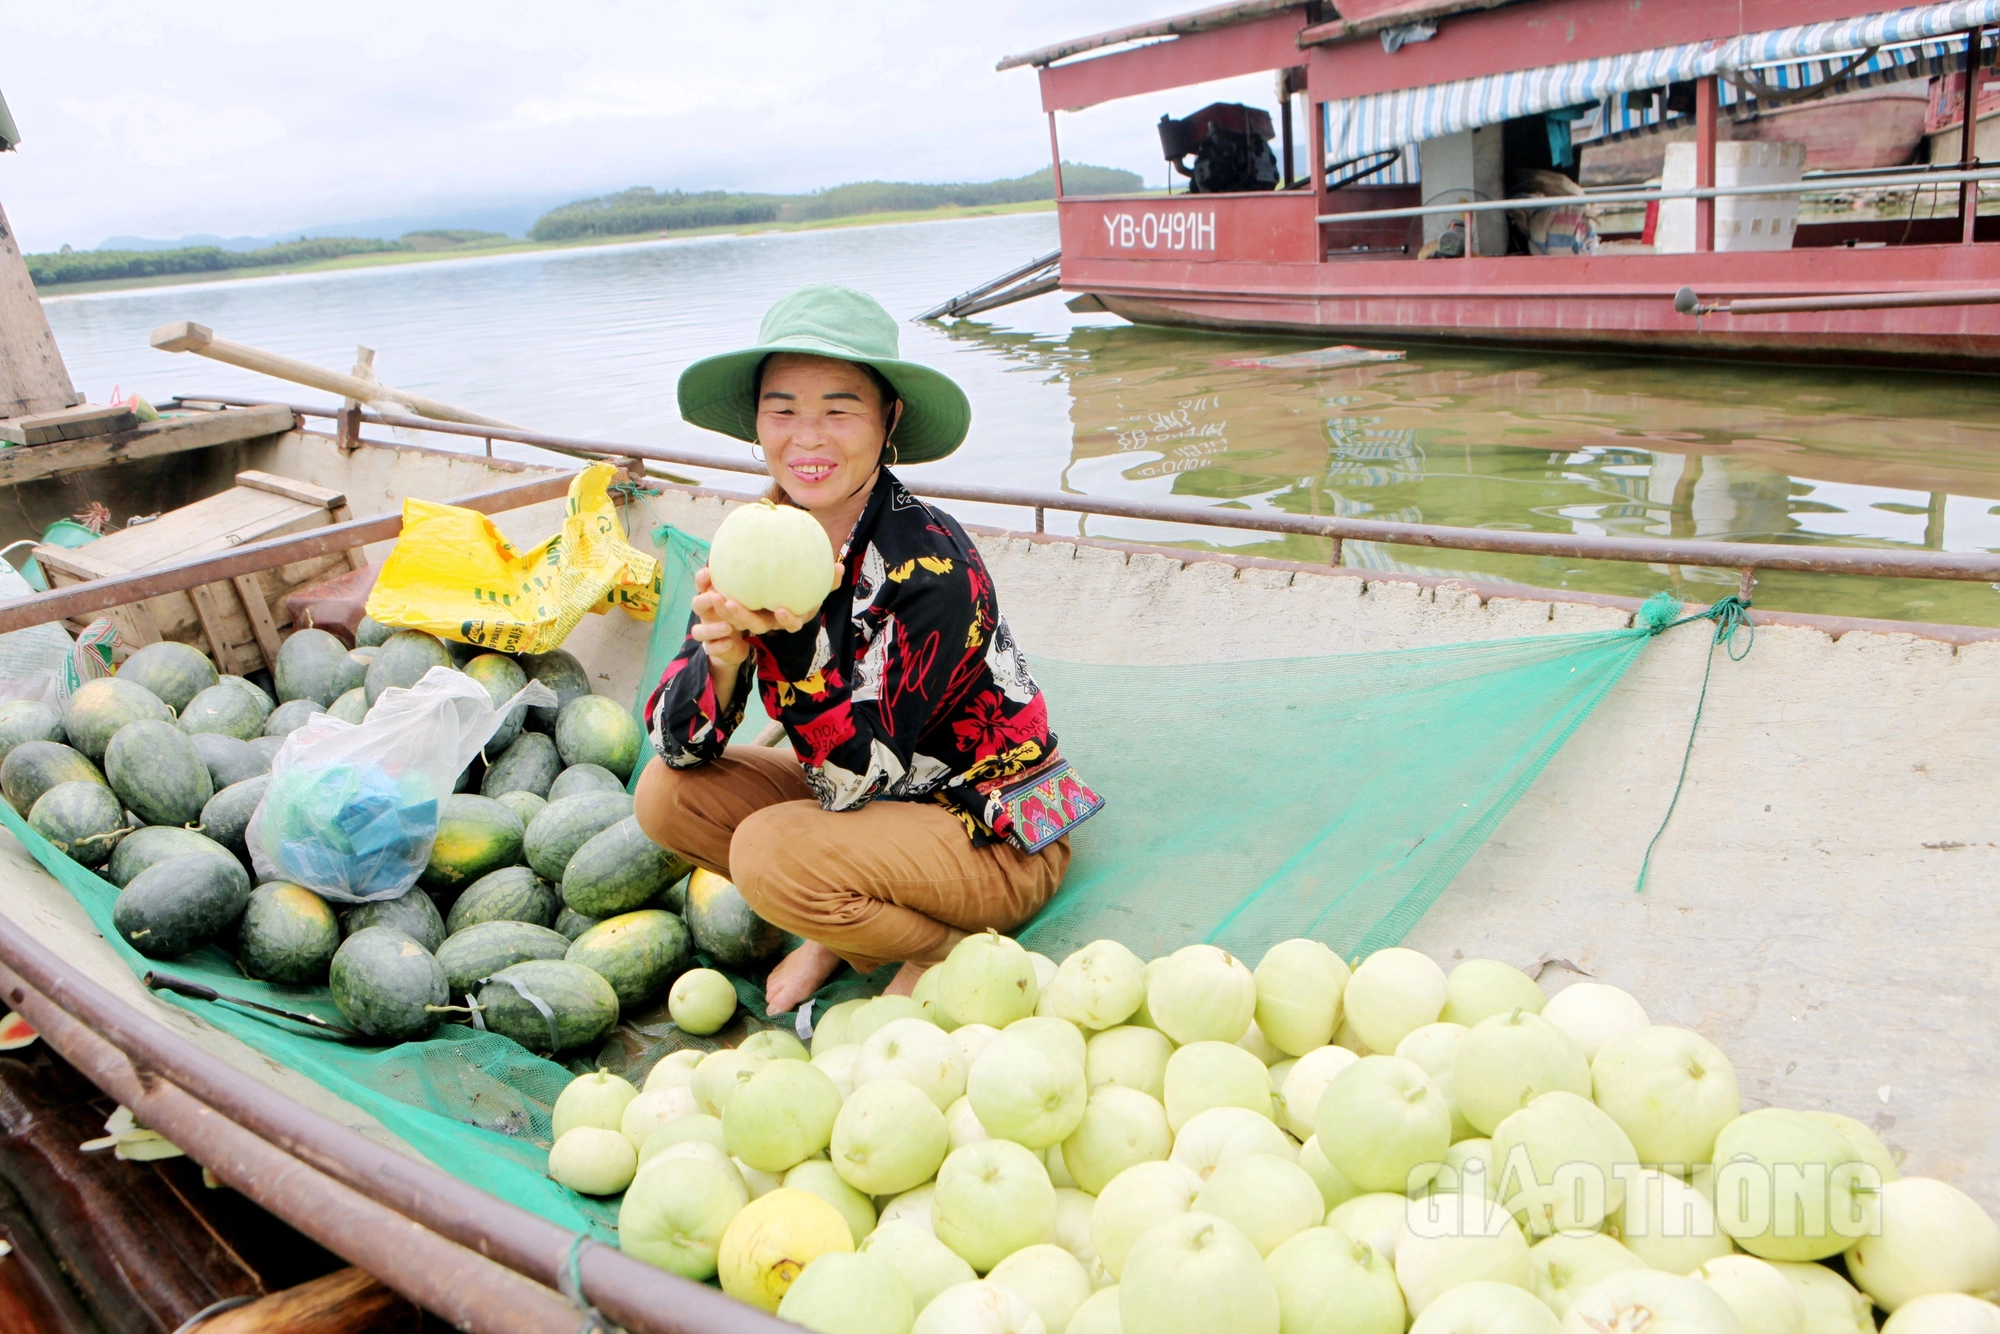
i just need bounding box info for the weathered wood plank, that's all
[235,470,345,510]
[201,1267,419,1334]
[0,404,296,488]
[0,201,76,419]
[233,573,285,669]
[0,404,136,446]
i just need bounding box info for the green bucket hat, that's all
[676,284,971,464]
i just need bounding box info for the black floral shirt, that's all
[647,470,1056,844]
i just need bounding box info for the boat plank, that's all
[201,1267,419,1334]
[0,405,297,489]
[0,201,77,419]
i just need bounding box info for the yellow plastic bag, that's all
[364,463,660,654]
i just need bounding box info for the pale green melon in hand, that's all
[1710,1109,1876,1262]
[1882,1295,2000,1334]
[1267,1226,1405,1334]
[1397,1023,1475,1142]
[708,499,840,614]
[1530,1233,1647,1319]
[1559,1269,1743,1334]
[1040,939,1146,1031]
[1454,1010,1591,1136]
[553,1069,638,1138]
[938,930,1039,1029]
[1344,948,1448,1054]
[670,967,737,1035]
[783,1160,878,1247]
[933,1139,1057,1274]
[1061,1085,1173,1195]
[1161,1040,1272,1133]
[1410,1281,1561,1334]
[1193,1153,1324,1257]
[1767,1260,1874,1334]
[1119,1212,1279,1334]
[1167,1106,1296,1183]
[1006,1014,1088,1071]
[1084,1024,1172,1102]
[831,1077,949,1196]
[861,1221,976,1313]
[1316,1055,1451,1194]
[987,1244,1092,1334]
[967,1033,1087,1150]
[856,1016,968,1111]
[723,1058,843,1172]
[777,1252,915,1334]
[692,1047,768,1117]
[1608,1167,1732,1273]
[1393,1191,1532,1315]
[1279,1044,1359,1140]
[1540,982,1650,1061]
[1146,944,1256,1046]
[1298,1134,1364,1213]
[548,1125,638,1195]
[618,1152,748,1279]
[1845,1177,2000,1312]
[1590,1025,1741,1165]
[1694,1256,1806,1334]
[1090,1160,1200,1280]
[1490,1090,1637,1236]
[910,1281,1044,1334]
[1253,937,1349,1057]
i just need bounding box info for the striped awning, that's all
[1327,0,2000,161]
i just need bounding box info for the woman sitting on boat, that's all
[634,285,1090,1014]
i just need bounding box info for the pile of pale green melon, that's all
[543,933,2000,1334]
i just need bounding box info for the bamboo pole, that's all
[149,322,518,429]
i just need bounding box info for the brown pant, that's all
[633,748,1069,973]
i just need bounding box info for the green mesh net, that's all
[0,521,1679,1239]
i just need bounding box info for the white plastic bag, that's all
[0,557,73,706]
[248,667,555,903]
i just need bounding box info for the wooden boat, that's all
[3,243,2000,1328]
[1580,85,1931,186]
[981,0,2000,368]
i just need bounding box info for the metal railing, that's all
[1313,166,2000,226]
[169,396,2000,589]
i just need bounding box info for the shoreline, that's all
[37,198,1063,299]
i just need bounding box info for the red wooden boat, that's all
[985,0,2000,369]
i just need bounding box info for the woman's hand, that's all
[690,567,814,713]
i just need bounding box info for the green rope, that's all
[1635,594,1755,892]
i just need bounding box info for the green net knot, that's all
[1635,591,1684,634]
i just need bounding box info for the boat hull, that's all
[1058,193,2000,367]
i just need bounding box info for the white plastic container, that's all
[1655,140,1806,253]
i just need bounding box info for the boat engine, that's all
[1158,102,1279,193]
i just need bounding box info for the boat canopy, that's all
[1328,0,2000,161]
[0,90,17,153]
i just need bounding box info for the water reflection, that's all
[942,317,2000,625]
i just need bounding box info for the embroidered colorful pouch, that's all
[988,757,1105,854]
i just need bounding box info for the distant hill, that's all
[30,231,511,287]
[529,163,1141,241]
[93,198,577,252]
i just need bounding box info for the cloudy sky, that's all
[4,2,1274,253]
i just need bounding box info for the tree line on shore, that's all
[26,163,1141,286]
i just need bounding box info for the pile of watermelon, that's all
[0,618,785,1053]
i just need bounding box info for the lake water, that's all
[43,212,2000,627]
